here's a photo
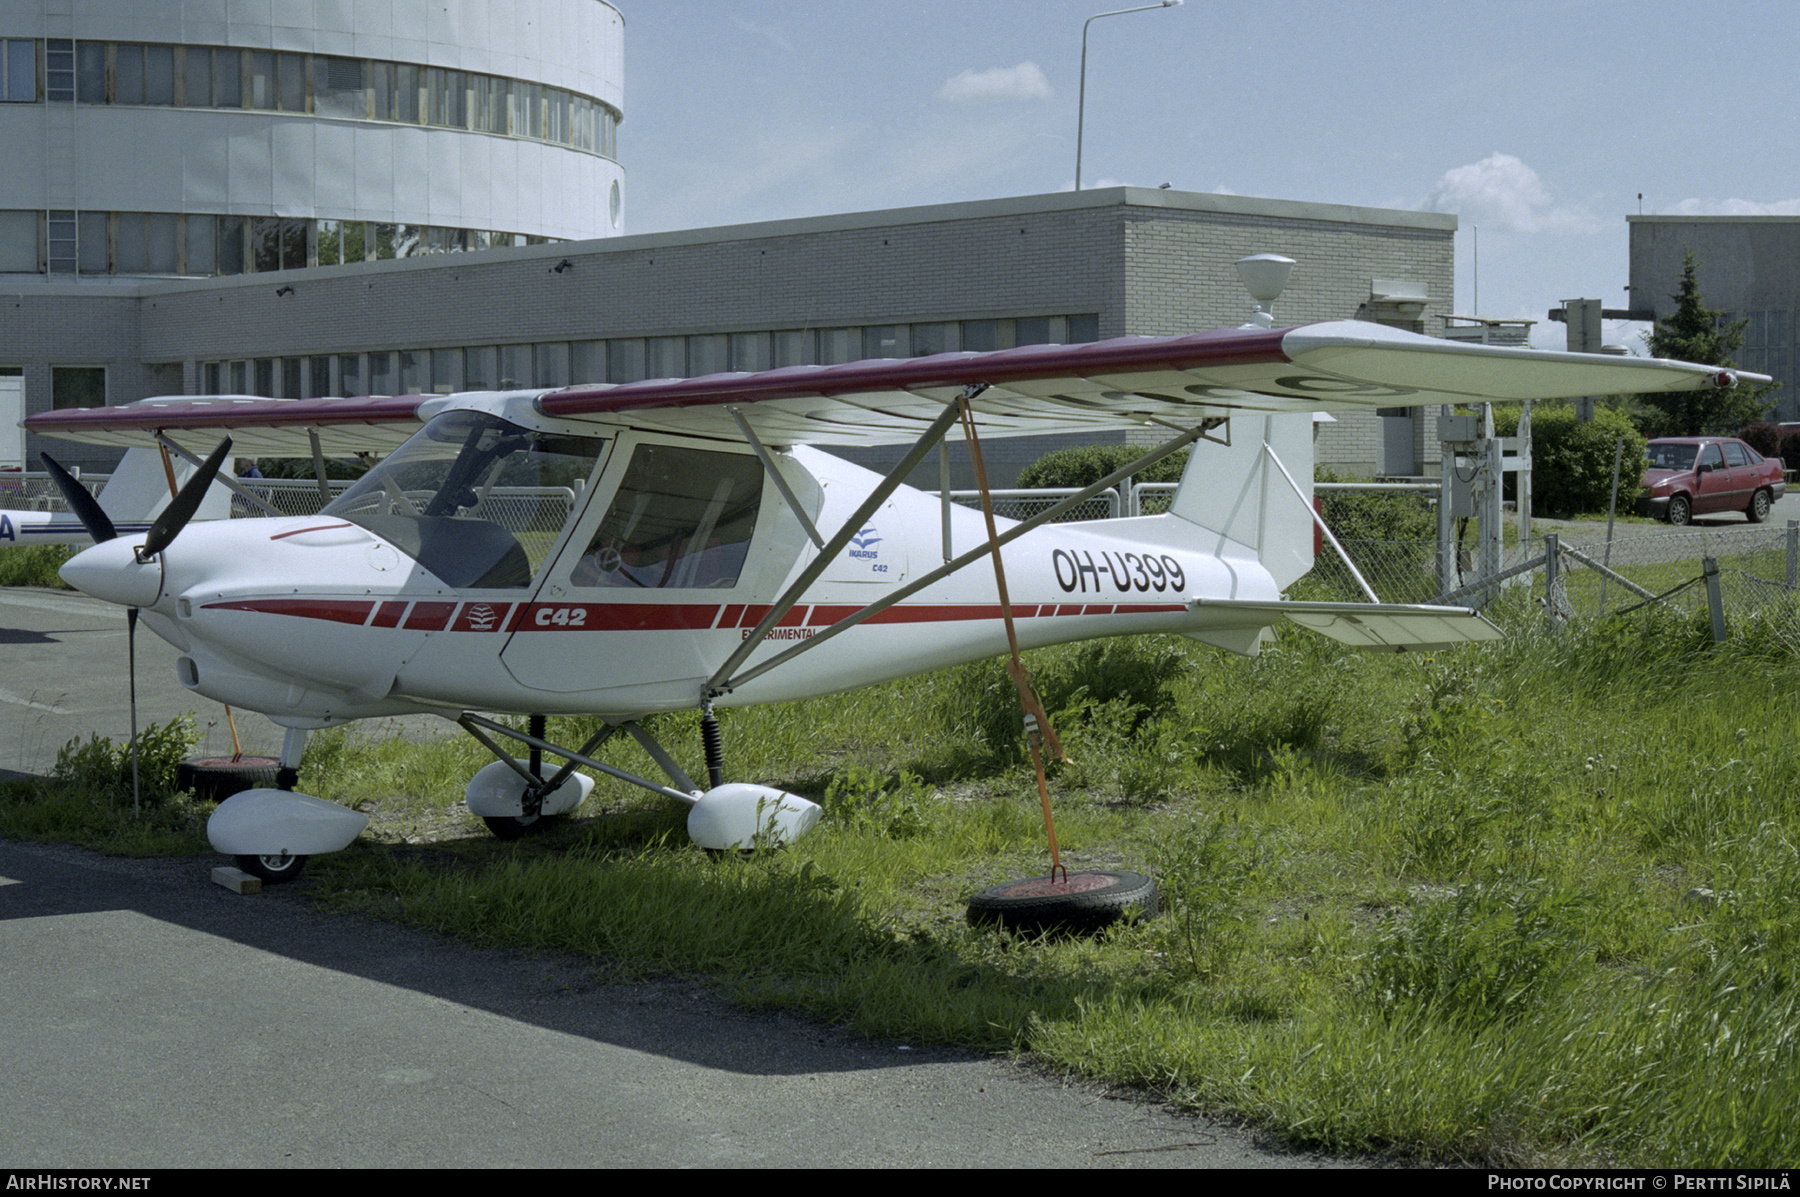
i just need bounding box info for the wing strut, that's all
[727,406,824,549]
[1258,439,1381,604]
[705,396,969,696]
[708,417,1218,696]
[153,432,282,516]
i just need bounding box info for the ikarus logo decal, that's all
[0,513,12,542]
[849,527,882,560]
[823,521,903,583]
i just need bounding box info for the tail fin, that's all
[1168,412,1316,590]
[97,447,233,528]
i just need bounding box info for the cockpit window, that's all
[324,411,606,587]
[572,443,764,589]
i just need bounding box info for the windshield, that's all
[325,411,606,587]
[1647,443,1698,471]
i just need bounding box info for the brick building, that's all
[18,186,1456,479]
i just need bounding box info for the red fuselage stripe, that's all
[200,597,1189,629]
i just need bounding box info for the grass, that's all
[6,590,1800,1165]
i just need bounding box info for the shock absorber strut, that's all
[700,699,725,789]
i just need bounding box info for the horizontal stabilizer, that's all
[1191,598,1502,652]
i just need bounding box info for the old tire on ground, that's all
[966,870,1159,936]
[178,756,282,803]
[234,852,307,883]
[1667,494,1692,526]
[1748,488,1773,523]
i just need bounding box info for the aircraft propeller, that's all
[140,437,233,561]
[47,437,232,813]
[38,452,117,544]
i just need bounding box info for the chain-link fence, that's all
[1311,523,1800,647]
[937,488,1122,523]
[0,473,64,511]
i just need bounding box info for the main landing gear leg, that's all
[454,710,822,850]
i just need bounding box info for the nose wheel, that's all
[235,852,308,882]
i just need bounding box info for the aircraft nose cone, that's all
[59,538,163,609]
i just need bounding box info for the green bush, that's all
[1492,403,1646,517]
[0,544,74,588]
[1315,470,1436,542]
[1016,444,1189,490]
[939,636,1190,763]
[51,715,198,806]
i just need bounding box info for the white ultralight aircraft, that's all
[25,320,1761,881]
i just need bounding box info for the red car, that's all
[1640,437,1787,525]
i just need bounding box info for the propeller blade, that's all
[140,437,232,560]
[39,452,116,544]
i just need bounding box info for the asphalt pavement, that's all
[0,586,1335,1169]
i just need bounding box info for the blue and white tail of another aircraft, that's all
[1,445,232,548]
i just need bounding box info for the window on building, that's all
[0,211,35,272]
[398,350,427,394]
[533,342,569,388]
[77,212,106,273]
[315,56,365,119]
[686,334,727,376]
[115,44,145,105]
[646,337,685,378]
[462,346,494,390]
[3,38,36,102]
[73,42,103,103]
[910,323,956,356]
[212,47,241,108]
[248,50,274,109]
[144,44,175,105]
[496,345,530,389]
[606,339,644,384]
[729,331,769,372]
[430,348,461,393]
[771,330,813,367]
[277,52,305,113]
[52,366,105,410]
[570,340,604,384]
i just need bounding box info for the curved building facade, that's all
[0,0,624,278]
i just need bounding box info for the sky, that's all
[614,0,1800,352]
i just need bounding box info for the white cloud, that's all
[1426,152,1600,234]
[729,15,795,53]
[1665,197,1800,216]
[936,62,1052,104]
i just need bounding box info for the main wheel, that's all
[966,870,1159,936]
[1748,488,1773,523]
[235,852,308,883]
[178,756,281,803]
[482,813,564,840]
[1667,494,1692,526]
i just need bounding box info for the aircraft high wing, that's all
[8,395,425,548]
[24,319,1764,879]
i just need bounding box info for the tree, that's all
[1640,250,1776,436]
